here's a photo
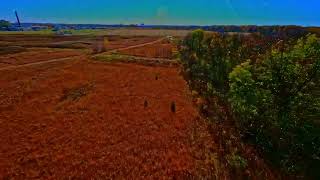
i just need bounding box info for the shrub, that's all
[229,34,320,177]
[226,153,248,170]
[179,30,251,98]
[171,101,176,113]
[92,36,106,54]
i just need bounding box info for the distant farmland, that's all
[0,28,192,37]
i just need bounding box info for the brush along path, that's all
[93,53,179,67]
[106,37,167,54]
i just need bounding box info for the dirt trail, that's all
[0,55,83,71]
[107,37,166,54]
[0,38,166,71]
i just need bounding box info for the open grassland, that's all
[0,37,218,178]
[0,29,55,35]
[0,34,96,50]
[117,39,176,59]
[0,34,160,56]
[0,48,84,69]
[0,57,203,178]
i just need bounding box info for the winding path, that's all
[0,37,166,71]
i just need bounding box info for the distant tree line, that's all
[152,25,320,38]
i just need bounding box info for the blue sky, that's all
[0,0,319,26]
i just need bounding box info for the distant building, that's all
[55,30,72,36]
[0,27,8,31]
[7,24,23,31]
[31,24,51,31]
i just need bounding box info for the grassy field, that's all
[0,29,55,35]
[0,34,201,179]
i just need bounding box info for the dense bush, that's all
[0,20,11,30]
[229,34,320,177]
[179,30,260,98]
[180,30,320,178]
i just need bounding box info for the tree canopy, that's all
[0,20,11,29]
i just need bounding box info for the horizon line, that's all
[8,22,320,28]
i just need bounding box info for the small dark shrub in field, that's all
[92,36,107,54]
[61,83,94,101]
[171,101,176,113]
[144,100,148,108]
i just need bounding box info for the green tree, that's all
[0,20,11,29]
[180,30,248,98]
[229,34,320,177]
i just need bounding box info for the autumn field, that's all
[1,27,318,179]
[0,31,277,179]
[0,31,207,179]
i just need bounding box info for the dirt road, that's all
[107,37,166,54]
[0,38,166,71]
[0,55,83,71]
